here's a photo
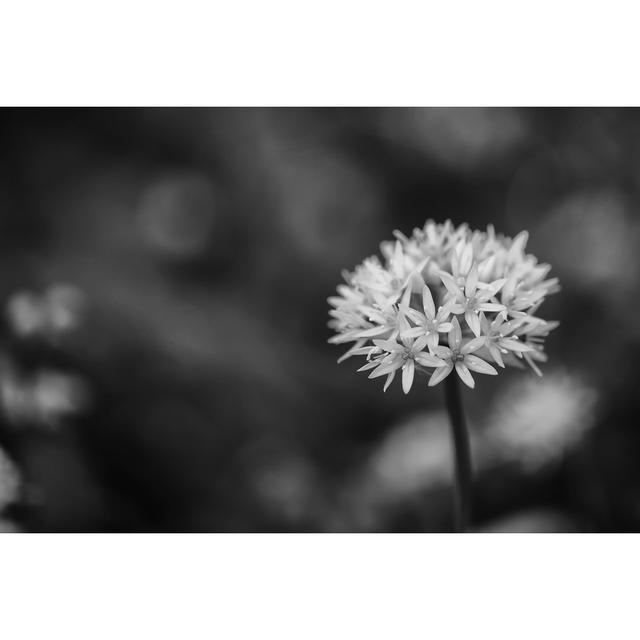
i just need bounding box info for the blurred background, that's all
[0,107,638,532]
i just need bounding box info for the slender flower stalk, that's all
[328,220,559,531]
[444,373,471,532]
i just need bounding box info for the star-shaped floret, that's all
[428,317,498,389]
[352,284,416,342]
[358,316,447,393]
[439,264,506,337]
[499,273,549,318]
[478,312,533,368]
[373,240,429,306]
[400,279,453,350]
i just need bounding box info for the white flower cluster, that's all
[328,220,559,393]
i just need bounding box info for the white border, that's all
[2,1,640,105]
[0,534,637,639]
[1,3,638,638]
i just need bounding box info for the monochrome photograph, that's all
[3,3,640,638]
[0,107,637,533]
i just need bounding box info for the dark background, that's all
[0,107,638,532]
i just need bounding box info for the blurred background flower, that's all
[482,370,598,471]
[0,107,638,531]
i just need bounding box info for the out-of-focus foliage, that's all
[0,108,638,532]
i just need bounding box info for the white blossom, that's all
[328,219,559,392]
[429,317,498,389]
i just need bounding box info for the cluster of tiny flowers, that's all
[328,220,559,393]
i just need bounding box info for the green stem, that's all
[444,373,472,532]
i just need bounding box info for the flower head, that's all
[329,220,559,393]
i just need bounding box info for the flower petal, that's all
[464,354,498,375]
[461,337,485,354]
[501,274,518,300]
[348,347,379,357]
[422,284,436,318]
[357,360,380,372]
[400,283,413,308]
[524,352,543,377]
[369,360,401,378]
[400,326,426,340]
[455,362,475,388]
[383,370,396,392]
[477,302,506,313]
[487,343,505,368]
[338,347,374,363]
[465,264,479,297]
[459,242,474,276]
[355,325,389,338]
[478,255,496,282]
[500,338,533,353]
[439,271,461,296]
[436,300,455,321]
[397,310,411,335]
[508,230,529,259]
[413,334,429,352]
[465,310,481,337]
[372,339,403,352]
[392,240,403,272]
[404,309,425,326]
[402,359,415,394]
[428,363,453,387]
[415,353,447,368]
[449,316,462,350]
[336,340,367,363]
[487,278,508,296]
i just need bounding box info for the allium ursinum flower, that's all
[379,240,429,300]
[429,317,498,389]
[357,312,447,393]
[328,220,559,392]
[478,312,532,369]
[401,278,453,350]
[439,263,506,337]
